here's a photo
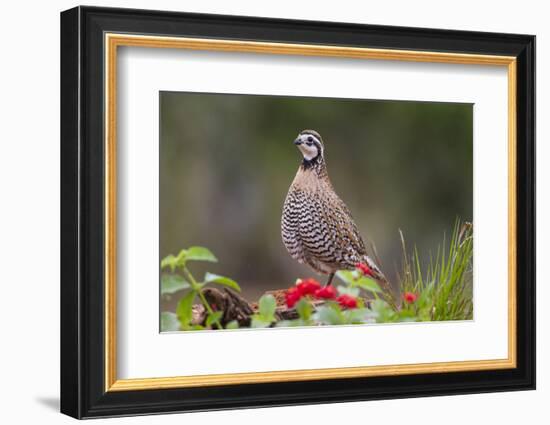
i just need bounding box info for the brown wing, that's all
[281,188,307,264]
[324,191,368,265]
[297,187,367,271]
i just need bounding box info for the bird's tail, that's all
[361,255,388,283]
[360,255,397,308]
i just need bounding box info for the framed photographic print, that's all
[60,6,535,419]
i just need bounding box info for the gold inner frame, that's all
[104,33,517,392]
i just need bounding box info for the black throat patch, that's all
[302,155,320,169]
[301,154,327,178]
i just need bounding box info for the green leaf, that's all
[355,277,382,293]
[314,305,344,325]
[225,320,240,329]
[185,246,218,263]
[295,298,312,321]
[189,325,206,331]
[203,272,241,292]
[175,249,188,267]
[343,308,376,324]
[398,315,418,323]
[276,319,305,328]
[161,254,177,271]
[251,317,272,328]
[176,290,197,327]
[160,312,180,332]
[370,299,396,323]
[206,311,223,328]
[161,274,190,295]
[335,270,358,285]
[336,285,360,297]
[258,294,277,321]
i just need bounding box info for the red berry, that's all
[356,262,375,277]
[285,287,302,308]
[337,294,358,309]
[314,285,337,300]
[296,278,321,296]
[403,292,418,303]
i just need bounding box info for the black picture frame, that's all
[60,5,535,419]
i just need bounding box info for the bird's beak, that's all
[294,137,302,145]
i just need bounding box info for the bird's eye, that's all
[307,136,313,142]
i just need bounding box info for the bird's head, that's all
[294,129,324,162]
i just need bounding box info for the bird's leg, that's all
[325,272,335,287]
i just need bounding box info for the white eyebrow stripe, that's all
[301,134,322,149]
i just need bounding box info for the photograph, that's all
[159,92,474,332]
[58,5,535,418]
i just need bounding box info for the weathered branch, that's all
[191,288,371,328]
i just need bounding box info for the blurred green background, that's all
[160,91,472,305]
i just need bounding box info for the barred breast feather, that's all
[282,167,370,275]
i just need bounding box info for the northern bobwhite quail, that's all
[281,129,386,287]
